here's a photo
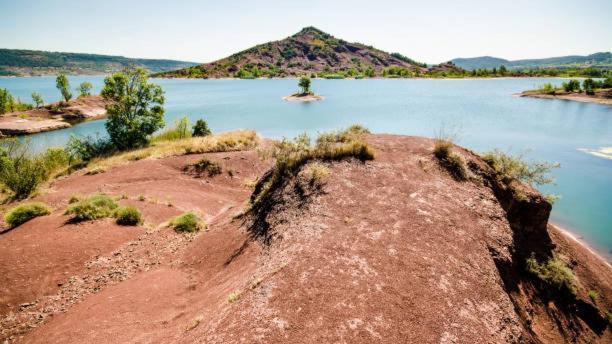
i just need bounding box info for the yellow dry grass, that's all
[86,130,259,172]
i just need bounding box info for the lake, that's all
[1,76,611,255]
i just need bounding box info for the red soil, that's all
[0,135,610,343]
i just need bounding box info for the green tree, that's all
[56,73,72,102]
[192,119,212,137]
[298,76,311,94]
[31,92,44,108]
[583,78,595,95]
[0,88,15,114]
[101,67,165,150]
[77,81,93,97]
[499,65,507,76]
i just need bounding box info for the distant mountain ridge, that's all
[451,52,612,70]
[0,49,199,76]
[155,27,460,78]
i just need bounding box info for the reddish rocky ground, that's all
[0,134,610,343]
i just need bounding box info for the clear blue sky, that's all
[1,0,610,64]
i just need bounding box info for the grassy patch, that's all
[526,254,577,296]
[481,149,559,186]
[170,212,204,233]
[251,127,373,210]
[4,202,51,228]
[114,206,142,226]
[300,162,330,187]
[65,194,118,222]
[433,139,467,181]
[588,290,599,303]
[185,157,222,177]
[151,116,191,143]
[86,130,259,172]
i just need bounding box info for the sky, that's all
[1,0,611,64]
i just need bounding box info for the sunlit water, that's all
[1,76,611,255]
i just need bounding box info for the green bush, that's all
[526,255,577,296]
[66,134,115,162]
[4,202,51,228]
[541,83,557,95]
[583,78,595,95]
[562,79,581,92]
[192,119,212,137]
[482,149,559,186]
[66,194,118,221]
[77,81,93,97]
[0,139,71,199]
[588,290,599,303]
[151,116,191,142]
[190,158,222,176]
[114,206,142,226]
[170,212,203,233]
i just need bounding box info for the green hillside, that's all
[0,49,199,76]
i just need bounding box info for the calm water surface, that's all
[1,76,611,255]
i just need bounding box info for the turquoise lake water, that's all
[1,76,611,255]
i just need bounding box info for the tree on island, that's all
[101,67,165,150]
[298,76,312,95]
[31,92,44,108]
[77,82,93,97]
[583,78,595,95]
[56,73,72,102]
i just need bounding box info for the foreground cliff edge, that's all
[0,130,610,343]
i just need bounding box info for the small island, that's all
[519,77,612,106]
[283,76,324,102]
[0,74,108,135]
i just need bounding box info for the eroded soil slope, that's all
[1,134,610,343]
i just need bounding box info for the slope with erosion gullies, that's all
[0,131,610,343]
[154,27,453,78]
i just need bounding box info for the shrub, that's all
[301,162,330,187]
[541,83,556,95]
[31,92,44,108]
[170,212,203,233]
[433,139,467,180]
[588,290,598,302]
[189,158,222,176]
[66,194,118,221]
[66,134,115,162]
[151,116,191,142]
[0,139,71,199]
[526,255,577,296]
[114,206,142,226]
[562,79,581,92]
[0,88,15,114]
[77,81,93,97]
[481,149,559,186]
[251,126,374,209]
[192,119,212,137]
[583,78,595,95]
[4,202,51,228]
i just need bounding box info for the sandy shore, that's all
[282,93,324,102]
[518,89,612,106]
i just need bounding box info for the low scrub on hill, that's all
[185,157,222,177]
[0,138,71,200]
[114,206,142,226]
[4,202,51,228]
[170,212,204,233]
[85,130,259,172]
[250,125,374,220]
[66,194,118,222]
[481,149,559,187]
[433,139,467,181]
[526,254,577,296]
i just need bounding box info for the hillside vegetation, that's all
[154,27,463,79]
[452,52,612,70]
[0,49,199,76]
